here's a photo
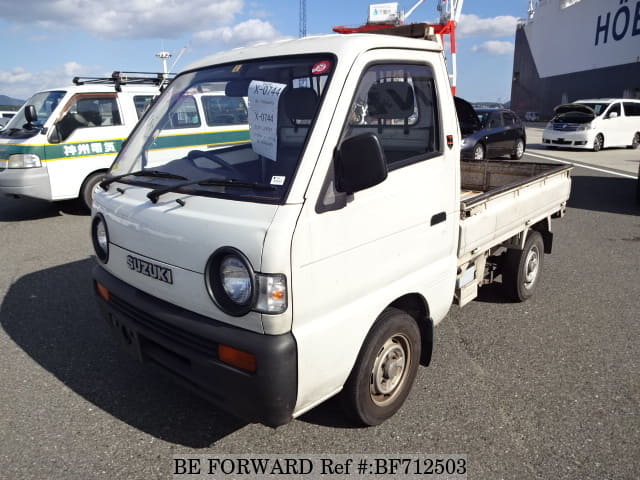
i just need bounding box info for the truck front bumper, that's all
[93,266,298,428]
[0,166,51,200]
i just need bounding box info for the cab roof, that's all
[184,33,443,73]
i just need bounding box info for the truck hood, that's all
[95,184,279,275]
[553,103,596,117]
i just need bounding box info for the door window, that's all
[202,95,248,126]
[134,95,156,119]
[503,112,517,126]
[341,63,441,169]
[606,103,621,118]
[162,96,201,129]
[486,112,502,129]
[623,102,640,116]
[57,95,121,140]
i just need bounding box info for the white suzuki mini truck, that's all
[91,27,572,427]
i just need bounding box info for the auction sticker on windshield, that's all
[248,80,286,161]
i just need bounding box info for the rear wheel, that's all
[592,134,604,152]
[502,230,544,302]
[510,138,525,160]
[341,308,421,426]
[629,132,640,149]
[80,171,106,211]
[473,143,485,161]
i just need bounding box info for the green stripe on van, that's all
[0,143,45,161]
[1,129,250,162]
[151,130,250,150]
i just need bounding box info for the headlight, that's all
[206,248,256,316]
[576,123,593,131]
[91,214,109,263]
[8,153,41,168]
[206,247,288,316]
[220,256,253,305]
[545,122,553,130]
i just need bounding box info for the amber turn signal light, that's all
[96,282,110,302]
[218,344,257,373]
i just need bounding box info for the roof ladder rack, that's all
[72,71,175,92]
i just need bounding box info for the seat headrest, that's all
[281,87,318,121]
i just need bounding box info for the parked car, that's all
[542,99,640,151]
[454,97,526,161]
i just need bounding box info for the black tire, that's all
[510,137,525,160]
[80,171,106,211]
[629,132,640,150]
[473,143,485,161]
[592,134,604,152]
[341,308,421,426]
[502,230,544,302]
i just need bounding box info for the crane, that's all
[333,0,464,95]
[299,0,307,37]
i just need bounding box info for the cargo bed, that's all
[457,161,572,262]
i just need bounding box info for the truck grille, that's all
[109,293,217,358]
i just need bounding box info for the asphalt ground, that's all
[1,131,639,479]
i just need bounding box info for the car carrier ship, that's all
[510,0,640,119]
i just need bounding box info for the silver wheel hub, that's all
[516,140,524,156]
[524,246,540,288]
[370,335,410,405]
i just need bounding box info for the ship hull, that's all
[510,0,640,119]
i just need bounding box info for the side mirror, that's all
[608,111,618,119]
[335,132,387,194]
[24,105,38,123]
[47,124,61,144]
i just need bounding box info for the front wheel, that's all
[510,138,525,160]
[592,134,604,152]
[341,308,421,426]
[502,230,544,302]
[629,132,640,149]
[80,171,106,211]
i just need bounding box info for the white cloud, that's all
[0,0,244,39]
[193,19,288,48]
[457,14,518,38]
[0,62,104,99]
[471,41,515,56]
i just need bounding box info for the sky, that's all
[0,0,529,103]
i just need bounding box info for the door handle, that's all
[431,212,446,226]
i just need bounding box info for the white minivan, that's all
[542,98,640,151]
[0,72,249,209]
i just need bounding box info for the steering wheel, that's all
[187,150,246,180]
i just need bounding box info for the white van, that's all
[542,98,640,151]
[0,72,249,208]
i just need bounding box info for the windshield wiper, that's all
[147,177,276,203]
[99,169,188,191]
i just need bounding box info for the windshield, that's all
[1,90,66,134]
[110,55,334,204]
